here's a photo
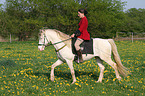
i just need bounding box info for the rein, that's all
[46,38,72,47]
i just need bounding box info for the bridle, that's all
[38,33,49,46]
[38,32,72,52]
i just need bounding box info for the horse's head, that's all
[38,29,50,51]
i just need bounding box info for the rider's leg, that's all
[74,38,84,63]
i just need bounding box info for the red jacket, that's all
[77,16,90,40]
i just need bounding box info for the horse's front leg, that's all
[66,60,76,84]
[95,57,105,83]
[50,59,63,82]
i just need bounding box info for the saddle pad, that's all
[72,38,94,54]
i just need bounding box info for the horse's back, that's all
[93,38,110,44]
[93,38,112,58]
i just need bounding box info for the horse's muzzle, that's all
[38,46,45,51]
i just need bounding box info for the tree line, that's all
[0,0,145,41]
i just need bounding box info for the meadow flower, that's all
[0,41,144,95]
[113,78,117,81]
[75,83,79,85]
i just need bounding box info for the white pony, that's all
[38,29,129,84]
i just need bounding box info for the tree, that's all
[3,0,81,40]
[36,0,81,34]
[123,8,145,33]
[4,0,43,40]
[79,0,126,38]
[1,0,131,40]
[0,7,10,38]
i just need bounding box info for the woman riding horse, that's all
[71,8,90,63]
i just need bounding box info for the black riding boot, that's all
[76,49,83,63]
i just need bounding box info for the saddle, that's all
[72,38,94,55]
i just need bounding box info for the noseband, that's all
[38,33,49,46]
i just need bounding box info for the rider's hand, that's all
[70,34,75,38]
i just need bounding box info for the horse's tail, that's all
[108,39,129,77]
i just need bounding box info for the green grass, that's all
[0,40,144,96]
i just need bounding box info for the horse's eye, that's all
[40,37,42,40]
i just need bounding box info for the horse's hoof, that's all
[117,76,122,81]
[96,80,102,83]
[71,81,76,85]
[50,76,55,82]
[50,79,54,82]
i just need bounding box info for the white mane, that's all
[53,29,71,48]
[41,29,71,48]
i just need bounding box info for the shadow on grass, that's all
[33,70,99,81]
[33,72,50,78]
[0,59,16,67]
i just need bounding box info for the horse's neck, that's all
[46,32,66,49]
[51,35,61,44]
[45,30,71,49]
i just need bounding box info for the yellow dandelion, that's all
[102,91,105,94]
[1,87,4,90]
[36,86,39,90]
[66,83,70,86]
[75,83,79,85]
[17,91,20,95]
[113,78,116,81]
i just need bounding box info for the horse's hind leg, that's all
[104,58,122,80]
[95,57,105,83]
[50,59,63,82]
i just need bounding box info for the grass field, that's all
[0,40,144,96]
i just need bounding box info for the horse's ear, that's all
[39,29,42,33]
[39,29,45,34]
[39,29,43,37]
[38,33,41,36]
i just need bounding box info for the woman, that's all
[71,8,90,63]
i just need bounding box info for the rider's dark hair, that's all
[78,8,88,15]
